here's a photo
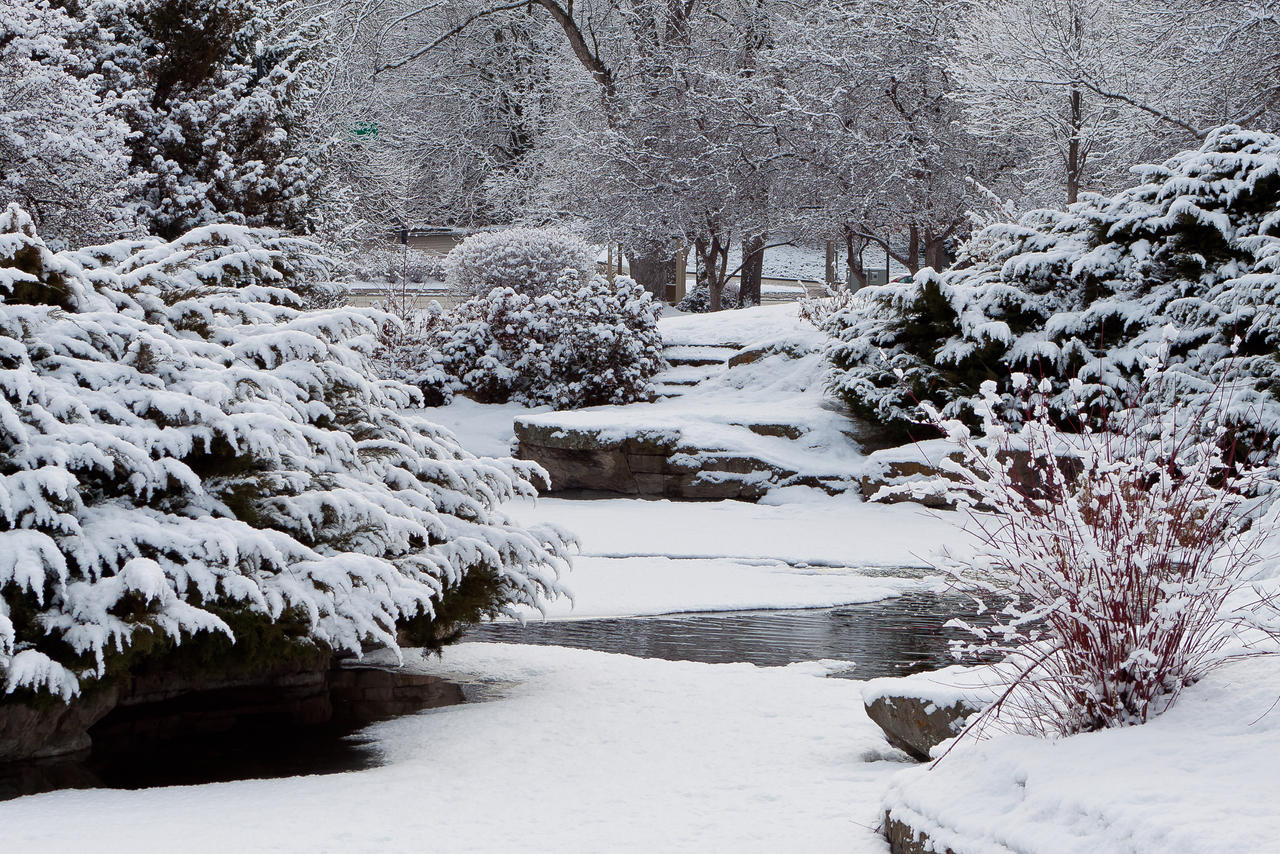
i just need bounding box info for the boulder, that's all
[885,811,957,854]
[861,665,1000,762]
[0,686,119,762]
[864,693,981,761]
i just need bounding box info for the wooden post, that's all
[672,242,687,303]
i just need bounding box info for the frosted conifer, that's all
[0,205,571,701]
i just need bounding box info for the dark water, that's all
[4,591,979,801]
[0,721,382,802]
[465,591,982,679]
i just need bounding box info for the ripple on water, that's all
[465,591,988,679]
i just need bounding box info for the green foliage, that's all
[825,127,1280,456]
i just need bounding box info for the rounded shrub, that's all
[444,227,597,297]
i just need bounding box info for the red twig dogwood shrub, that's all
[919,356,1280,736]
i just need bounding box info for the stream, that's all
[3,590,983,801]
[464,591,982,679]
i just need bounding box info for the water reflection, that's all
[465,591,983,679]
[0,722,382,802]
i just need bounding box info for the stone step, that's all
[662,344,740,366]
[654,363,724,385]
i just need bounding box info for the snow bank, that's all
[0,643,910,854]
[883,655,1280,853]
[659,302,805,347]
[509,554,930,620]
[509,493,975,569]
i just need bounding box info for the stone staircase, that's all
[515,335,875,500]
[653,344,739,397]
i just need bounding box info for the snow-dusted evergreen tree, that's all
[59,0,346,240]
[826,127,1280,455]
[0,204,571,701]
[0,1,132,246]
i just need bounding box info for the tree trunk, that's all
[906,225,921,274]
[843,228,869,290]
[626,249,672,301]
[696,231,731,311]
[1067,85,1082,206]
[923,230,949,272]
[695,235,710,291]
[740,234,766,308]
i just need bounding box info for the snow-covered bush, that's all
[370,297,456,406]
[796,287,865,328]
[676,282,740,313]
[826,127,1280,456]
[431,275,665,408]
[918,366,1278,736]
[444,227,597,298]
[0,205,572,702]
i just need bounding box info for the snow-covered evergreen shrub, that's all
[826,126,1280,455]
[676,282,740,313]
[917,368,1278,736]
[372,297,455,406]
[0,205,572,701]
[433,275,664,407]
[444,228,597,298]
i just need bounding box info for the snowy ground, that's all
[882,654,1280,854]
[0,645,910,854]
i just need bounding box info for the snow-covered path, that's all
[0,644,905,853]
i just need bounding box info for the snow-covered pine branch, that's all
[0,204,572,701]
[825,126,1280,460]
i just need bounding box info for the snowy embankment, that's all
[0,645,908,854]
[516,303,879,491]
[881,654,1280,854]
[505,493,970,619]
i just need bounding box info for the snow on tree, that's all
[825,126,1280,456]
[57,0,348,241]
[335,1,563,231]
[444,227,597,298]
[388,273,665,409]
[0,1,132,246]
[948,0,1161,207]
[0,204,572,701]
